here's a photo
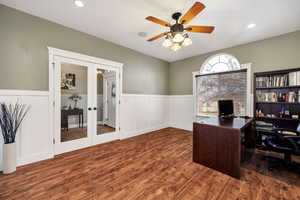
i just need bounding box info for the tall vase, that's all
[3,143,16,174]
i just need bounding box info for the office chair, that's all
[263,128,300,170]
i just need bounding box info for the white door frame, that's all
[48,47,123,155]
[192,63,253,119]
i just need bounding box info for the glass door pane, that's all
[60,63,88,142]
[96,69,116,135]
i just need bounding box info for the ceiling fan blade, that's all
[146,16,171,27]
[180,2,205,24]
[185,26,215,33]
[147,32,170,42]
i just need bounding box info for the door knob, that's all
[93,107,97,110]
[88,107,92,111]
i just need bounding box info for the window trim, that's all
[196,68,247,78]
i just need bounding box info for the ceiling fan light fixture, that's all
[74,0,84,7]
[182,34,192,47]
[171,43,181,51]
[162,37,173,48]
[145,2,215,52]
[172,33,184,43]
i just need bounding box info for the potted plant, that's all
[0,102,29,174]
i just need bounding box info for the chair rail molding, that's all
[0,90,49,96]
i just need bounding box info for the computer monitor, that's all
[218,100,234,117]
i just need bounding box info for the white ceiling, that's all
[1,0,300,62]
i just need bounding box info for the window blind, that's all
[196,69,247,117]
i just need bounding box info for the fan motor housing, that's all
[171,12,184,34]
[171,23,184,33]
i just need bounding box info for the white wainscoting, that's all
[0,91,173,169]
[168,95,194,131]
[120,94,169,139]
[0,91,193,170]
[0,90,53,170]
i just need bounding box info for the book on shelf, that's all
[288,71,300,86]
[289,72,297,86]
[256,74,289,88]
[288,91,296,102]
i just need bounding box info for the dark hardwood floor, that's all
[1,128,300,200]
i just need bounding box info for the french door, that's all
[53,56,120,155]
[92,66,120,145]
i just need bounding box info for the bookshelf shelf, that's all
[256,85,300,90]
[254,68,300,130]
[256,117,300,122]
[256,102,300,105]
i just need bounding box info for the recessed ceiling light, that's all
[247,23,256,29]
[74,0,84,7]
[138,32,148,38]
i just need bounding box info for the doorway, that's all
[49,47,123,155]
[103,71,116,130]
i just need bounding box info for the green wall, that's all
[1,4,300,96]
[169,30,300,95]
[0,5,169,95]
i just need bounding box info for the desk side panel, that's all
[216,128,241,178]
[193,123,217,169]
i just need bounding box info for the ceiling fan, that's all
[146,2,215,51]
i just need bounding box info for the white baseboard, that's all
[0,90,49,96]
[18,152,54,167]
[120,123,168,139]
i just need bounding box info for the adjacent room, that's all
[0,0,300,199]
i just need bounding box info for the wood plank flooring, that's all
[1,128,300,200]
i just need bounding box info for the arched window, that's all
[200,54,240,74]
[196,53,246,118]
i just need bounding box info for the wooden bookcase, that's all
[254,68,300,129]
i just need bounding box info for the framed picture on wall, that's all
[61,73,76,89]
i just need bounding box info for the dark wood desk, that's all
[193,117,254,179]
[61,109,84,131]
